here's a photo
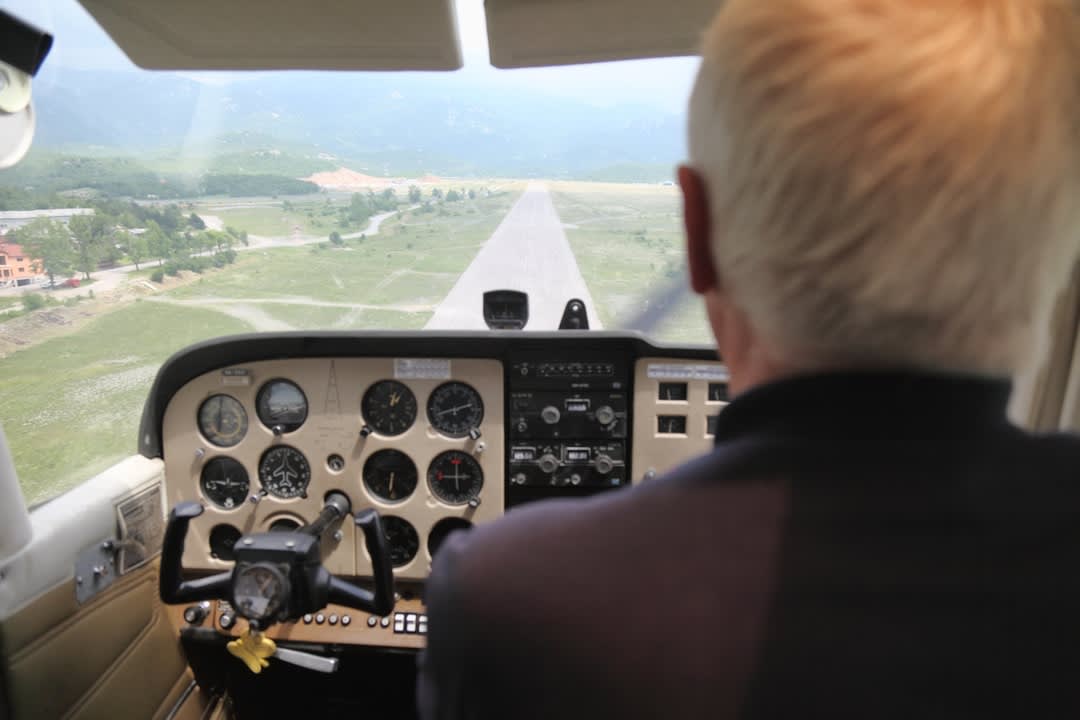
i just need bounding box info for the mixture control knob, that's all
[219,612,236,630]
[538,454,560,474]
[541,406,561,425]
[595,406,616,425]
[594,454,615,475]
[183,602,210,625]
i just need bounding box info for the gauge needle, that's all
[388,471,395,495]
[390,392,399,406]
[437,403,472,416]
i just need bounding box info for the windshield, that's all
[0,0,708,506]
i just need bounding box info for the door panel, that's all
[0,454,188,719]
[1,561,186,719]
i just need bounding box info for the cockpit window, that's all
[0,0,706,505]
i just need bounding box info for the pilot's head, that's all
[680,0,1080,394]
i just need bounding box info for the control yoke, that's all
[160,493,394,626]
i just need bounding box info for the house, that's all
[0,238,42,286]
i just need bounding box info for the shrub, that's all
[151,270,165,283]
[164,261,181,277]
[21,293,45,312]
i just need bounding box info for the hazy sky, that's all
[1,0,700,112]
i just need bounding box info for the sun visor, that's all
[77,0,463,71]
[485,0,718,68]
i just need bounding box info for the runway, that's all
[425,183,600,330]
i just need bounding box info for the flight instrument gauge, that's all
[198,395,248,447]
[363,449,418,502]
[382,516,420,567]
[232,564,289,622]
[200,457,250,509]
[426,382,484,437]
[256,379,308,433]
[362,380,417,436]
[427,450,484,505]
[258,446,311,499]
[428,517,473,559]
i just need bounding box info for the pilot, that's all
[418,0,1080,717]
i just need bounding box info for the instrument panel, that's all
[146,331,725,649]
[163,357,504,582]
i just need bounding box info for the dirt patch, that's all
[304,167,394,191]
[0,270,207,359]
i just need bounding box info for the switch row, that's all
[393,612,428,635]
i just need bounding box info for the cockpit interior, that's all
[0,1,1078,719]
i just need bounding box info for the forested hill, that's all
[24,68,685,184]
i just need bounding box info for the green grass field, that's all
[0,302,251,505]
[550,182,711,345]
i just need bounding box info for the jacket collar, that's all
[713,370,1013,447]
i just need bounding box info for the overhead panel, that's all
[485,0,719,69]
[77,0,463,71]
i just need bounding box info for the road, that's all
[425,183,600,330]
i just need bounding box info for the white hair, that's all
[689,0,1080,376]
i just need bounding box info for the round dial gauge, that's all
[382,516,420,567]
[426,382,484,437]
[258,446,311,499]
[209,524,242,561]
[200,457,250,509]
[198,395,248,447]
[363,449,418,502]
[256,379,308,433]
[232,563,289,622]
[362,380,417,436]
[428,517,473,559]
[427,451,484,505]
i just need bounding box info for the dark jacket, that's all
[417,372,1080,718]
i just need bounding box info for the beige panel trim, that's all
[486,0,716,67]
[1011,260,1080,430]
[80,0,463,70]
[163,358,504,582]
[171,593,431,652]
[631,358,728,483]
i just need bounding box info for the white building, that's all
[0,208,95,233]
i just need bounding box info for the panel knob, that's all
[219,612,236,630]
[541,406,561,425]
[183,602,210,625]
[595,455,615,475]
[595,406,616,425]
[538,454,560,474]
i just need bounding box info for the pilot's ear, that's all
[678,165,718,295]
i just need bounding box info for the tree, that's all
[16,218,75,287]
[446,189,462,202]
[188,212,206,230]
[127,233,149,270]
[431,188,443,200]
[329,231,344,246]
[144,221,169,266]
[408,185,422,203]
[468,188,477,200]
[68,214,108,280]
